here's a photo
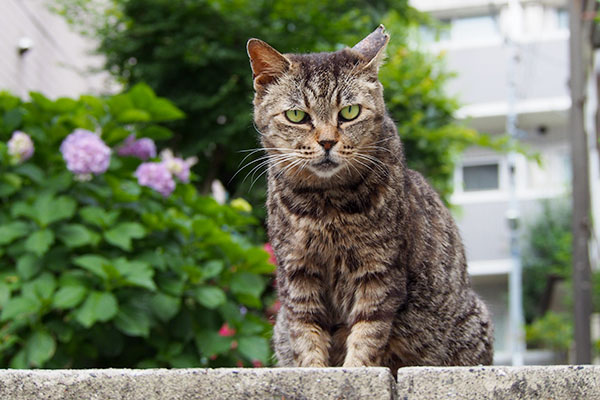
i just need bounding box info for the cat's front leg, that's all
[343,320,392,367]
[279,263,330,367]
[343,268,401,367]
[287,313,330,367]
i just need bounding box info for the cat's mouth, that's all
[309,156,342,178]
[314,158,338,168]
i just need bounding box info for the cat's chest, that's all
[292,216,364,315]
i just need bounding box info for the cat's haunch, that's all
[248,25,493,371]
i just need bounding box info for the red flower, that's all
[252,360,263,368]
[218,323,236,337]
[264,242,278,266]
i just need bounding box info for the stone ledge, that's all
[0,366,599,400]
[396,365,600,399]
[0,367,395,400]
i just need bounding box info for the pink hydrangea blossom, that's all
[60,129,111,176]
[7,131,34,163]
[160,149,197,183]
[117,134,156,160]
[134,162,175,197]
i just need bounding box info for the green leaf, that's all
[128,82,155,109]
[140,125,173,140]
[194,286,226,309]
[57,223,99,248]
[195,330,232,357]
[74,291,118,328]
[239,315,269,336]
[11,201,35,220]
[10,350,27,369]
[114,258,156,290]
[33,194,76,227]
[114,304,151,337]
[0,283,10,307]
[16,254,41,280]
[22,273,56,301]
[79,206,120,228]
[3,108,23,131]
[105,175,141,202]
[150,293,180,322]
[230,272,266,300]
[26,330,56,367]
[0,173,22,197]
[52,97,78,112]
[202,260,224,280]
[117,109,151,123]
[52,285,87,309]
[149,98,185,121]
[104,127,131,144]
[106,93,134,115]
[24,229,55,257]
[29,92,53,110]
[0,221,30,245]
[13,164,45,184]
[73,255,110,280]
[238,336,270,364]
[1,296,40,321]
[104,222,146,251]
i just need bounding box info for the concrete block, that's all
[0,367,396,400]
[396,365,600,399]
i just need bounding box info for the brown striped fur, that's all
[247,25,493,371]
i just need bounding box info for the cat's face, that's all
[248,26,390,184]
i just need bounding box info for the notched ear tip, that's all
[352,24,391,69]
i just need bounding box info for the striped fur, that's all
[247,26,493,371]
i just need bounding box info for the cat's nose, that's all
[318,140,337,151]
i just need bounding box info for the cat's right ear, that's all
[247,39,290,90]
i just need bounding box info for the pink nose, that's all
[319,140,337,151]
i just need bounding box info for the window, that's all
[419,14,499,45]
[450,15,500,43]
[463,163,499,191]
[557,8,568,30]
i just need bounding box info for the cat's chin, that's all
[308,159,343,179]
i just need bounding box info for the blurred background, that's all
[0,0,598,369]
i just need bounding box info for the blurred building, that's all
[0,0,111,98]
[410,0,580,364]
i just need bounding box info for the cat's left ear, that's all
[352,24,390,73]
[247,39,291,90]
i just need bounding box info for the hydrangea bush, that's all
[0,83,275,368]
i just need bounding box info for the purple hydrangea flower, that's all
[117,134,156,160]
[160,149,198,183]
[135,162,175,197]
[7,131,34,163]
[60,129,111,175]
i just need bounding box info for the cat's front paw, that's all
[342,357,367,368]
[299,359,328,368]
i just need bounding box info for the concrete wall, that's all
[0,0,112,98]
[0,366,598,399]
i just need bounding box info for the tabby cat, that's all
[247,25,493,370]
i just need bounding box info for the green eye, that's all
[339,104,361,121]
[285,109,307,123]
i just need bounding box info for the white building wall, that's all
[411,0,573,364]
[0,0,111,98]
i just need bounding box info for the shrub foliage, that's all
[0,85,274,368]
